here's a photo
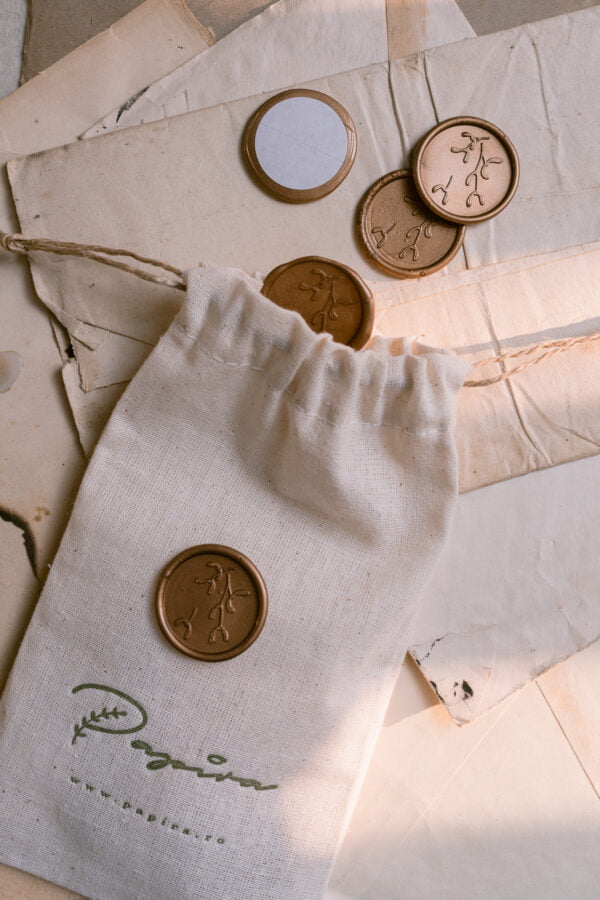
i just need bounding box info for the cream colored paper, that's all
[84,0,473,138]
[0,0,212,595]
[537,638,600,795]
[408,454,600,724]
[10,10,600,491]
[0,7,213,900]
[2,5,599,898]
[20,0,270,81]
[72,0,474,433]
[328,679,600,898]
[379,247,600,491]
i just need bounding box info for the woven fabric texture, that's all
[0,265,468,899]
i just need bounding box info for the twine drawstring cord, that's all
[2,229,598,388]
[0,230,185,291]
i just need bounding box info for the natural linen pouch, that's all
[0,265,468,899]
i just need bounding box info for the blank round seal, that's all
[412,116,519,224]
[358,170,465,278]
[242,89,357,202]
[262,256,374,349]
[155,545,268,662]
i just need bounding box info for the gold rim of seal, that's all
[242,89,358,203]
[412,116,520,225]
[155,544,268,662]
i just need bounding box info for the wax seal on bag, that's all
[242,88,357,203]
[412,116,519,224]
[262,256,374,349]
[358,169,465,278]
[156,545,268,661]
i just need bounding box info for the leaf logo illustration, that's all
[71,683,148,745]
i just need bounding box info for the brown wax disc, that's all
[412,117,519,224]
[262,256,374,349]
[242,89,357,203]
[358,170,465,278]
[155,545,268,662]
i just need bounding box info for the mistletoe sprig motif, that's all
[431,176,452,206]
[173,562,250,644]
[298,269,355,332]
[433,131,503,209]
[398,196,436,261]
[371,222,396,248]
[72,706,128,745]
[372,196,436,262]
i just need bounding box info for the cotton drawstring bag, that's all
[0,265,468,899]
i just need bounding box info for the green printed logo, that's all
[71,683,148,743]
[71,683,278,792]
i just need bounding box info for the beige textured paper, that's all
[74,0,474,444]
[84,0,473,137]
[379,247,600,491]
[0,0,212,584]
[10,10,600,492]
[0,13,215,900]
[407,454,600,723]
[329,679,600,898]
[81,4,600,274]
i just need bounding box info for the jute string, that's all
[0,231,185,291]
[2,229,598,389]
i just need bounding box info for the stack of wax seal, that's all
[358,116,519,278]
[241,91,519,347]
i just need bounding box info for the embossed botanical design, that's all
[371,195,437,262]
[298,268,355,332]
[173,562,250,644]
[431,175,453,206]
[433,131,503,209]
[371,222,396,248]
[398,196,437,261]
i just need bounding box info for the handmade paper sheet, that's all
[82,5,600,274]
[84,0,473,137]
[0,0,213,679]
[329,670,600,898]
[10,7,600,491]
[0,0,207,573]
[408,454,600,723]
[20,0,274,81]
[2,2,600,897]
